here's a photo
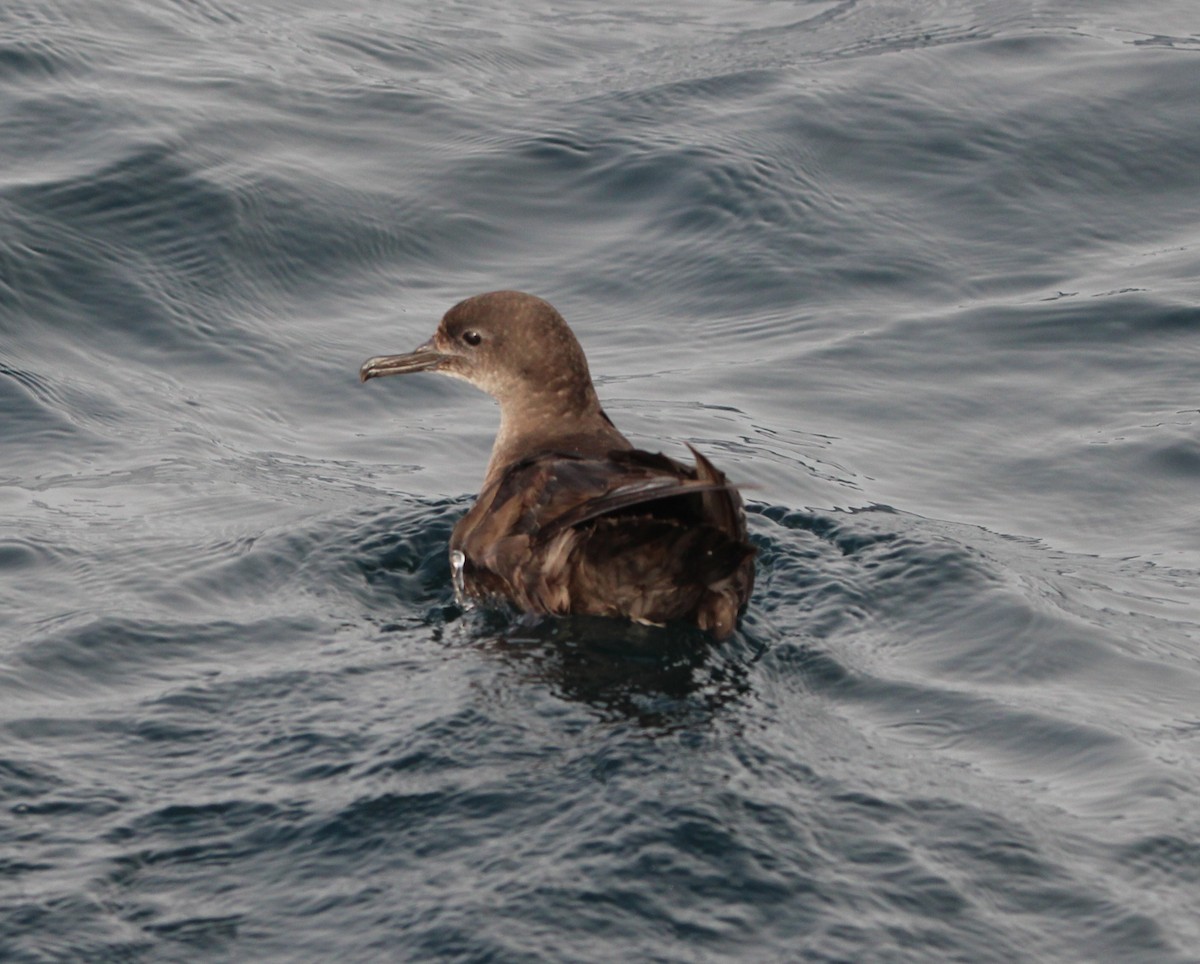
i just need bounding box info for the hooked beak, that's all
[359,340,447,382]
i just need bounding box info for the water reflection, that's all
[476,613,759,730]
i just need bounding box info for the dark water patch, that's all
[313,16,603,87]
[411,68,845,319]
[0,84,133,184]
[309,785,542,861]
[0,757,62,801]
[17,143,236,255]
[0,896,149,964]
[750,525,871,643]
[604,68,782,115]
[4,613,320,704]
[759,635,854,693]
[210,166,501,311]
[316,25,455,75]
[279,737,820,960]
[206,498,460,616]
[875,798,1185,962]
[842,671,1133,768]
[0,34,69,85]
[111,798,295,846]
[991,297,1200,350]
[2,150,264,365]
[0,5,121,88]
[3,139,499,383]
[1117,834,1200,887]
[348,499,462,607]
[470,615,760,731]
[0,856,55,880]
[1145,435,1200,478]
[7,495,467,638]
[142,913,242,951]
[9,789,126,822]
[0,362,128,463]
[749,501,1197,827]
[782,285,1200,561]
[93,801,303,954]
[749,503,1007,643]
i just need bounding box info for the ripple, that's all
[2,613,317,705]
[3,1,1200,961]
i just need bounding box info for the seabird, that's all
[360,291,755,639]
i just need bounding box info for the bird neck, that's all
[484,383,632,483]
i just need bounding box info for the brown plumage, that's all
[359,291,755,639]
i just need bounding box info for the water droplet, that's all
[450,549,466,601]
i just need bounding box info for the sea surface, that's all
[3,1,1199,961]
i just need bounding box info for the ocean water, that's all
[3,0,1199,960]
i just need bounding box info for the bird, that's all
[359,290,755,639]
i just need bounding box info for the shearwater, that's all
[360,291,755,639]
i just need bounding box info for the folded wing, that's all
[450,447,755,638]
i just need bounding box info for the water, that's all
[3,1,1199,960]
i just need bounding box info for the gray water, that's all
[3,1,1199,960]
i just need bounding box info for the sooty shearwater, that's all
[359,291,755,639]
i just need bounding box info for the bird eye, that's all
[462,330,482,346]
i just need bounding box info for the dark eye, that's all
[462,330,482,347]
